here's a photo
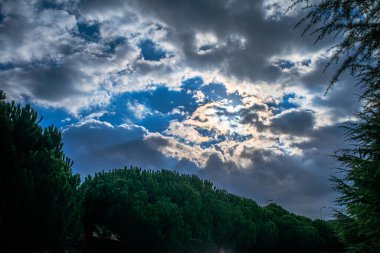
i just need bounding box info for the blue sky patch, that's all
[194,127,252,148]
[34,0,65,10]
[267,93,300,114]
[181,76,204,91]
[99,81,202,132]
[139,114,179,133]
[76,20,100,42]
[201,83,228,102]
[198,44,216,53]
[0,10,4,24]
[279,93,300,110]
[33,105,73,129]
[138,39,170,61]
[276,59,296,70]
[0,62,15,71]
[201,83,242,105]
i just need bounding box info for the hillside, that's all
[81,167,343,253]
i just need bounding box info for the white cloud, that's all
[165,121,211,144]
[127,101,152,119]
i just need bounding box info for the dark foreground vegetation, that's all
[81,168,342,253]
[292,0,380,252]
[0,91,343,252]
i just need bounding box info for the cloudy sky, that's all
[0,0,360,218]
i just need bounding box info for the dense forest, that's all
[81,168,342,253]
[292,0,380,252]
[0,91,342,252]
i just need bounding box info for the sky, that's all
[0,0,361,219]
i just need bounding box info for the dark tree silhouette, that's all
[0,91,81,252]
[291,0,380,98]
[292,1,380,251]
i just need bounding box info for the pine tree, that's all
[0,91,81,251]
[292,0,380,251]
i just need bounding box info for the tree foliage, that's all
[81,167,342,253]
[331,108,380,252]
[292,0,380,252]
[0,91,81,251]
[292,0,380,98]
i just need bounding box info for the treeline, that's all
[0,91,342,252]
[81,168,342,253]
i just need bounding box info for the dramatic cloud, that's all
[62,120,197,174]
[0,0,359,218]
[271,109,315,136]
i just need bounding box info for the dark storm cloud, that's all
[199,151,333,219]
[60,114,346,218]
[0,1,78,102]
[282,55,361,120]
[62,120,198,175]
[78,0,129,13]
[0,0,135,107]
[271,109,315,136]
[200,123,346,218]
[0,1,31,50]
[0,53,113,104]
[312,75,362,119]
[123,0,336,83]
[1,0,341,108]
[240,104,267,124]
[240,110,261,126]
[299,57,344,91]
[0,12,142,112]
[18,61,85,101]
[73,0,338,83]
[295,123,346,153]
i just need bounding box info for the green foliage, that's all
[291,0,380,96]
[292,0,380,251]
[81,167,342,253]
[0,91,81,251]
[331,109,380,252]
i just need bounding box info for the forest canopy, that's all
[292,0,380,252]
[81,167,342,253]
